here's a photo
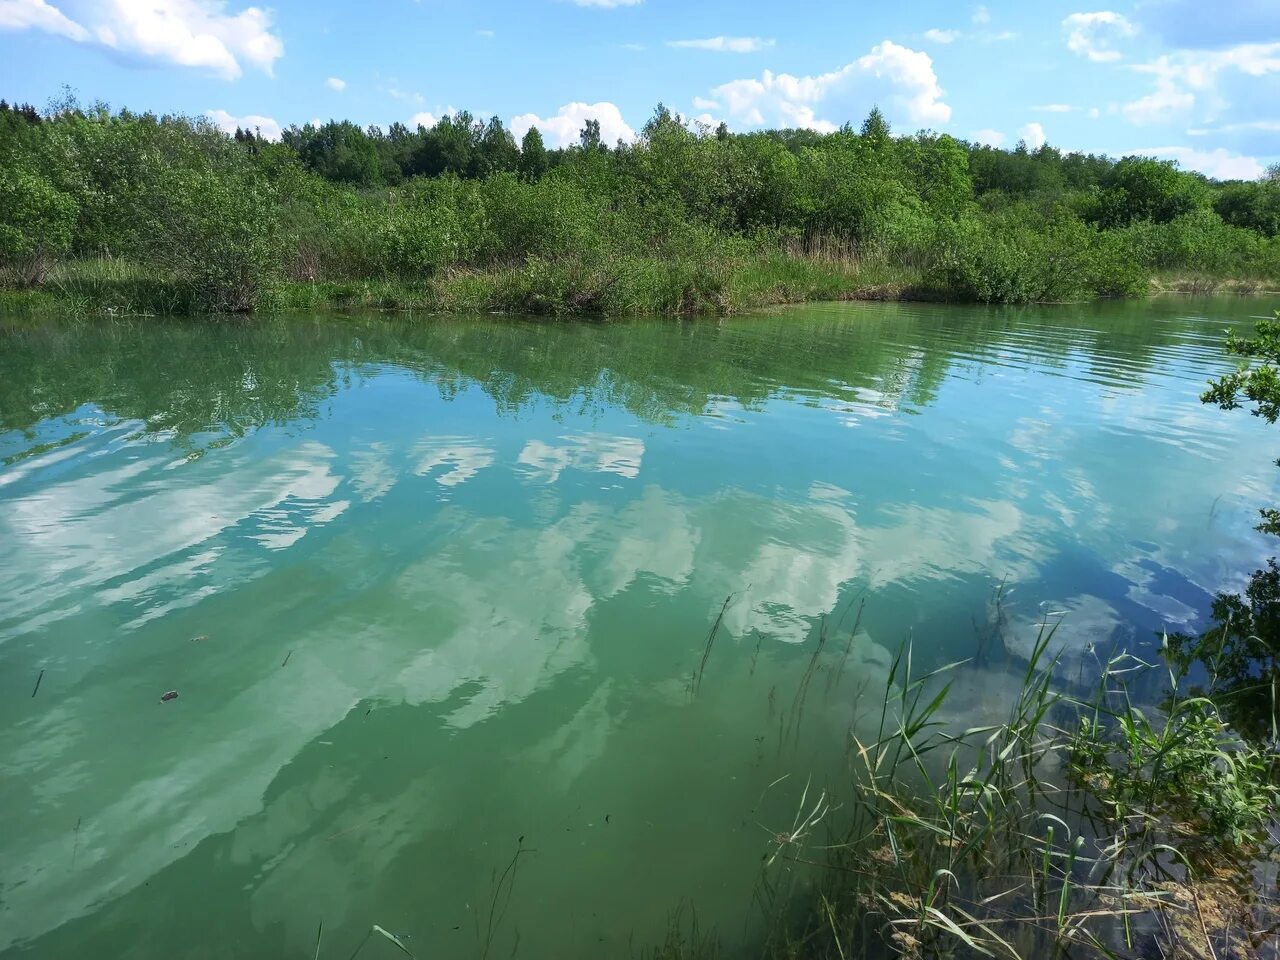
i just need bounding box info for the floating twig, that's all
[281,649,293,668]
[31,669,44,698]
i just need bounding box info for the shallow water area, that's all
[1,298,1276,958]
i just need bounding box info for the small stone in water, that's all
[160,690,179,703]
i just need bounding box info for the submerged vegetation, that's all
[646,317,1280,960]
[651,634,1280,960]
[1,93,1279,315]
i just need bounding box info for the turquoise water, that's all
[1,300,1276,958]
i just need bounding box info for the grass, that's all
[648,613,1280,960]
[1151,273,1280,297]
[0,253,931,319]
[5,255,1279,319]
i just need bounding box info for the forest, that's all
[2,94,1279,314]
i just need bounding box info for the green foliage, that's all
[1202,311,1280,429]
[0,165,77,286]
[1167,562,1280,744]
[518,126,548,181]
[927,213,1145,303]
[1215,178,1280,237]
[1,96,1277,314]
[144,161,282,310]
[1090,155,1211,228]
[284,120,384,187]
[1069,698,1278,851]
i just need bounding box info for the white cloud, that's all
[972,5,991,24]
[325,76,345,92]
[510,101,636,148]
[0,0,89,41]
[1063,11,1136,63]
[476,28,494,39]
[92,0,283,79]
[667,36,774,53]
[568,0,641,6]
[1122,42,1280,125]
[692,95,720,110]
[409,111,438,129]
[385,85,425,106]
[707,40,950,133]
[971,128,1006,146]
[1088,106,1102,118]
[206,108,281,140]
[1033,103,1074,112]
[1122,78,1194,124]
[1210,119,1280,133]
[1019,121,1047,149]
[1143,145,1266,180]
[923,28,959,43]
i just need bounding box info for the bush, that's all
[0,166,77,287]
[144,164,282,311]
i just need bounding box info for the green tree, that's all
[1215,180,1280,237]
[145,162,282,310]
[579,118,602,152]
[519,126,548,180]
[475,116,518,176]
[284,121,383,187]
[859,106,891,155]
[1091,156,1208,228]
[0,165,78,286]
[1175,310,1280,743]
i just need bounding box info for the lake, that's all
[1,299,1276,959]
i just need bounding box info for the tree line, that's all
[1,94,1278,313]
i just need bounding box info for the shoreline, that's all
[2,259,1278,320]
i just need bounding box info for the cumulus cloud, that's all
[410,110,452,129]
[707,40,950,133]
[1143,145,1266,179]
[692,95,720,110]
[923,28,959,44]
[325,76,345,92]
[510,101,636,148]
[1063,11,1136,62]
[1019,121,1047,149]
[1123,43,1280,124]
[667,36,774,53]
[0,0,89,41]
[1,0,283,78]
[98,0,282,79]
[205,108,282,140]
[971,128,1006,146]
[1034,103,1074,112]
[1122,78,1194,124]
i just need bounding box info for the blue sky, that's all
[1,0,1278,179]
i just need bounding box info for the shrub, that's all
[0,166,77,287]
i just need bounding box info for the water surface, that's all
[1,299,1276,958]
